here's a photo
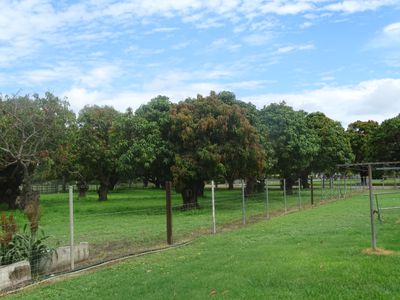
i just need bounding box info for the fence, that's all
[1,175,397,291]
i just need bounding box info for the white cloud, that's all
[79,65,121,88]
[243,33,274,46]
[324,0,398,13]
[242,78,400,126]
[209,38,242,52]
[147,27,179,34]
[0,0,399,66]
[275,43,315,54]
[369,21,400,48]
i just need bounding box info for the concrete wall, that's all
[40,242,89,273]
[0,260,31,291]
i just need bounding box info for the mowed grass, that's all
[5,191,400,299]
[1,182,374,262]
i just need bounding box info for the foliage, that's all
[218,91,274,187]
[0,213,18,247]
[0,93,74,208]
[306,112,354,175]
[0,225,54,275]
[112,109,165,184]
[260,102,319,188]
[347,120,379,163]
[76,105,121,201]
[169,92,265,207]
[134,96,175,187]
[369,115,400,162]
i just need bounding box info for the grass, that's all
[0,182,383,263]
[4,191,400,299]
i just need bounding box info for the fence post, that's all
[310,176,314,206]
[283,178,287,213]
[166,181,173,245]
[298,178,302,210]
[68,186,75,271]
[242,180,246,225]
[211,180,216,234]
[265,179,269,219]
[368,164,377,250]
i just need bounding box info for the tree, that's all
[76,105,121,201]
[347,120,379,183]
[135,96,174,188]
[0,93,74,209]
[260,102,319,191]
[369,115,400,162]
[169,92,265,208]
[218,91,273,191]
[112,108,168,187]
[306,112,354,186]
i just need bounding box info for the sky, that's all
[1,0,400,126]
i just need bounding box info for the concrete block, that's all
[0,260,31,291]
[40,242,89,273]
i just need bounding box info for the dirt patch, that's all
[396,219,400,225]
[362,247,396,256]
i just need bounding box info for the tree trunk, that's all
[143,178,149,188]
[245,178,257,195]
[281,177,294,195]
[154,179,161,189]
[181,182,201,210]
[109,175,119,191]
[77,180,89,197]
[301,174,310,189]
[197,181,205,197]
[62,174,67,193]
[98,183,109,201]
[227,178,234,190]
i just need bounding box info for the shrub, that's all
[0,213,18,247]
[0,225,54,275]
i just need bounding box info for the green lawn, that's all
[4,191,400,299]
[0,182,378,263]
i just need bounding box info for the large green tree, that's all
[112,108,168,187]
[346,120,379,183]
[305,112,354,186]
[76,105,121,201]
[369,115,400,162]
[260,102,319,191]
[135,96,174,188]
[218,91,273,191]
[169,92,265,208]
[0,93,74,208]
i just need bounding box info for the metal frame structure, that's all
[337,162,400,250]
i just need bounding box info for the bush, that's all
[0,225,54,275]
[0,213,18,247]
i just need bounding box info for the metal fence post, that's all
[211,180,216,234]
[368,165,377,250]
[265,179,269,219]
[310,176,314,206]
[298,178,302,210]
[242,180,246,225]
[68,186,75,271]
[283,178,287,213]
[166,181,173,245]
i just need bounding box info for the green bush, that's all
[0,225,54,275]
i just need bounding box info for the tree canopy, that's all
[260,102,319,189]
[0,93,74,208]
[169,92,266,208]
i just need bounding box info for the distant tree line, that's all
[1,91,399,209]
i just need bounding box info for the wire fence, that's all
[1,175,398,291]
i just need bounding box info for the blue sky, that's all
[1,0,400,125]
